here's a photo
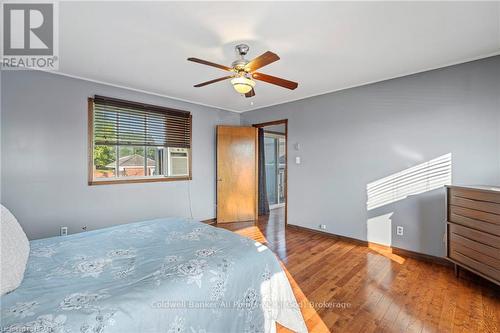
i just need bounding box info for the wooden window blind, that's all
[92,95,191,148]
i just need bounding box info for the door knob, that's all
[217,178,223,182]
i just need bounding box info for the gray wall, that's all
[264,124,286,134]
[1,71,240,240]
[242,56,500,257]
[3,56,500,255]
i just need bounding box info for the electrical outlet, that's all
[60,226,68,236]
[319,224,327,230]
[396,226,404,236]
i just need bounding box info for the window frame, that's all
[87,97,192,185]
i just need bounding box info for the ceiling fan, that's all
[187,44,298,98]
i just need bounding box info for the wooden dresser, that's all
[446,185,500,285]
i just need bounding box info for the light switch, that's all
[295,156,301,164]
[294,143,300,151]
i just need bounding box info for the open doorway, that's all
[253,120,288,225]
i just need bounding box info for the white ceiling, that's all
[59,1,500,113]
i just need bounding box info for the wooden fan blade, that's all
[245,88,255,98]
[252,72,298,90]
[245,51,280,72]
[187,57,232,71]
[194,76,233,87]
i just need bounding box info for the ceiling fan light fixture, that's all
[231,76,255,94]
[188,45,298,97]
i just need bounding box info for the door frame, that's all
[252,119,288,225]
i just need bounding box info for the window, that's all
[264,132,286,207]
[88,95,192,185]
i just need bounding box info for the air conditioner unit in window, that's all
[168,147,189,177]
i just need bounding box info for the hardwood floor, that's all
[217,208,500,333]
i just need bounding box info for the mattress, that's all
[0,218,307,333]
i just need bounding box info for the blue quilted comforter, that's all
[1,218,307,333]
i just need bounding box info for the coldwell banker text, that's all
[1,2,59,70]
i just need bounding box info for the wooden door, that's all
[217,126,258,223]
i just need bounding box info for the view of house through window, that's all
[90,96,191,184]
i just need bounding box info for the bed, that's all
[0,218,307,333]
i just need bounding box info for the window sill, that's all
[88,176,191,186]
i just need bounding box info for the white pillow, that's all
[1,204,30,295]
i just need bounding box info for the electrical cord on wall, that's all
[184,112,237,222]
[187,178,194,220]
